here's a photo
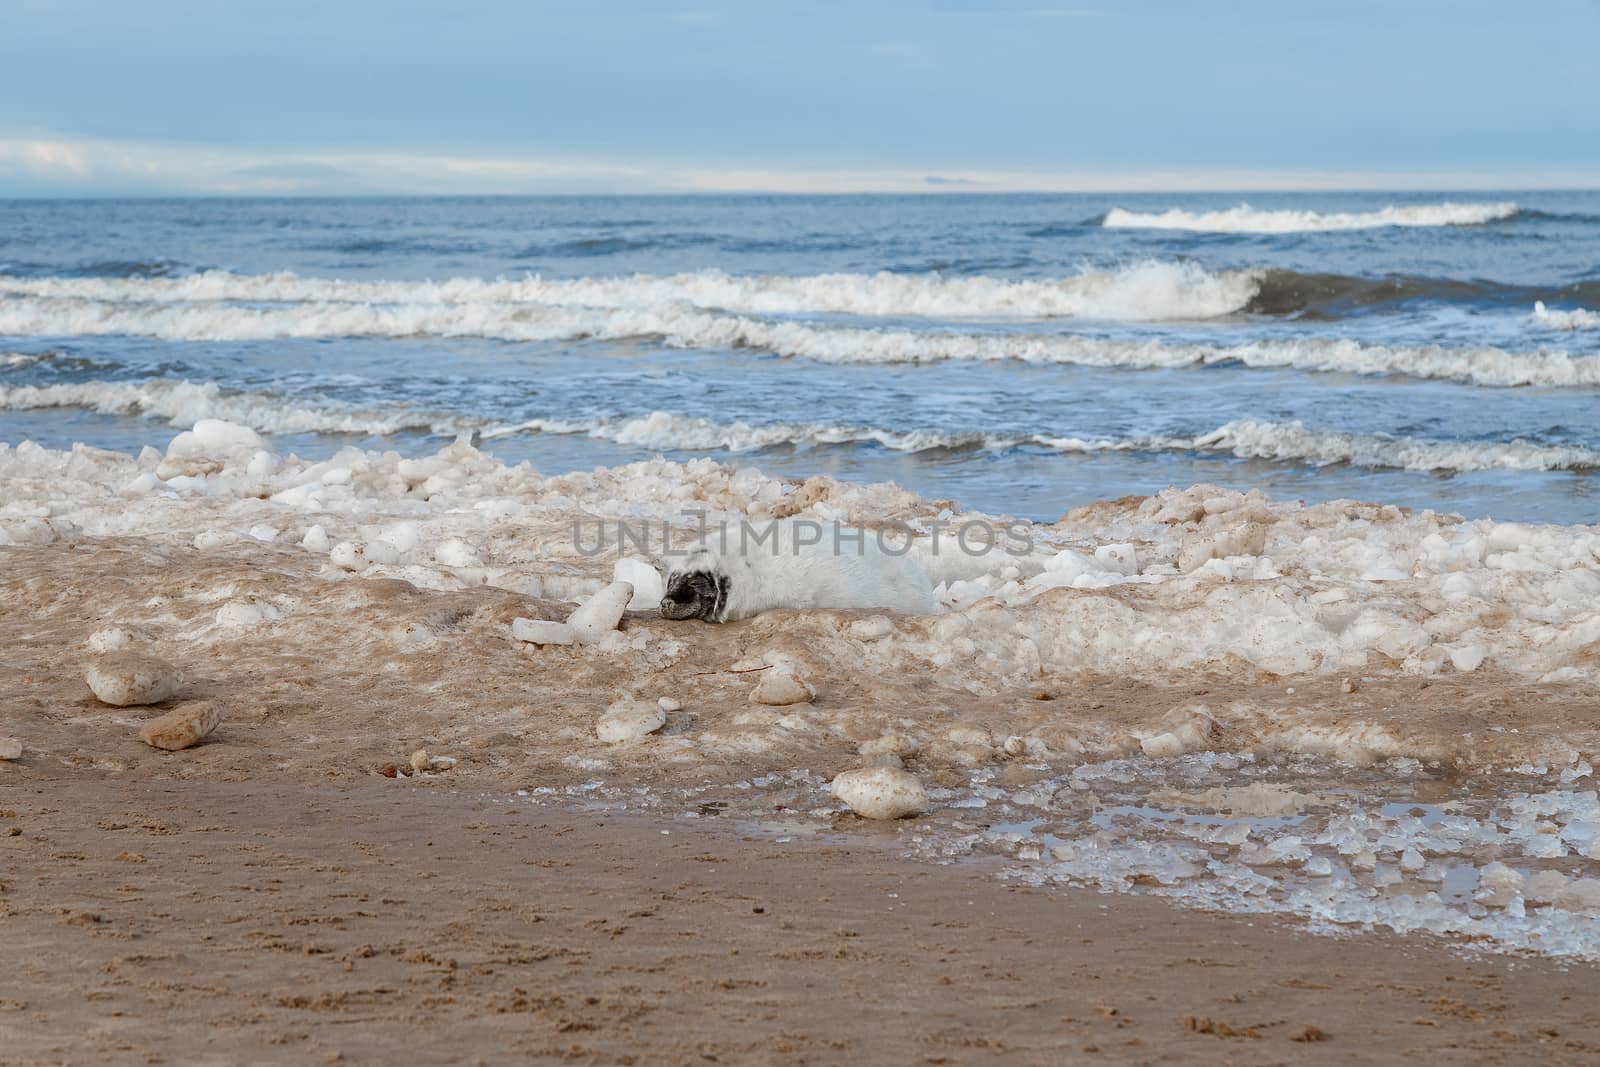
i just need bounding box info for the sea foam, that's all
[1103,201,1519,233]
[0,262,1260,322]
[0,296,1594,388]
[1533,301,1600,330]
[14,381,1583,476]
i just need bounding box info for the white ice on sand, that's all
[595,697,667,744]
[4,423,1600,689]
[12,418,1600,962]
[511,618,575,646]
[567,581,633,645]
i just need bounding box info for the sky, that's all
[1,0,1597,196]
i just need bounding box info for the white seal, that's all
[659,521,936,622]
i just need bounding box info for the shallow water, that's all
[3,192,1599,522]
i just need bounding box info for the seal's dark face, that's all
[659,569,728,621]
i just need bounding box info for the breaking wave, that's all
[1103,201,1520,234]
[1,351,53,369]
[1533,301,1600,330]
[6,383,1595,475]
[0,380,479,438]
[1,294,1595,388]
[0,264,1262,322]
[493,412,1600,473]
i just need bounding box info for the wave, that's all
[1533,301,1600,330]
[1,351,53,369]
[2,294,1595,388]
[0,379,478,438]
[479,411,1031,454]
[485,411,1600,473]
[1187,420,1600,473]
[1103,201,1520,234]
[5,382,1593,475]
[0,263,1262,322]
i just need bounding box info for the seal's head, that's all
[659,561,728,622]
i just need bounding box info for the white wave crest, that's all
[1103,201,1519,234]
[483,411,1600,473]
[1192,420,1600,473]
[4,383,1592,475]
[1533,301,1600,330]
[0,379,478,438]
[481,411,1028,454]
[1,351,52,369]
[0,262,1260,322]
[2,296,1595,389]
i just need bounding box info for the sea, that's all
[2,191,1598,524]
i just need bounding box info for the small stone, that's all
[410,749,431,774]
[1140,732,1185,758]
[751,670,815,707]
[1340,678,1358,694]
[859,733,920,758]
[832,766,929,820]
[86,653,180,707]
[1002,735,1026,757]
[0,737,22,761]
[566,581,632,645]
[596,699,666,744]
[511,618,574,646]
[378,763,399,777]
[138,701,220,751]
[657,696,682,712]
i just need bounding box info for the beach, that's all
[5,192,1600,1062]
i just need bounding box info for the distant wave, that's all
[0,379,478,438]
[1103,201,1519,234]
[0,264,1262,322]
[1,293,1595,388]
[1533,301,1600,330]
[9,266,1597,325]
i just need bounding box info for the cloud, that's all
[231,162,353,181]
[2,135,1598,196]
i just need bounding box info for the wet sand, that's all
[4,778,1599,1066]
[6,526,1600,1065]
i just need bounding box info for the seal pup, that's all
[660,521,936,621]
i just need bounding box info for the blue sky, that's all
[2,0,1597,194]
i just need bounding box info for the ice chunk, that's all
[595,698,666,744]
[613,557,665,611]
[566,581,633,644]
[511,618,574,646]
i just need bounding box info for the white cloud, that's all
[1,135,1597,196]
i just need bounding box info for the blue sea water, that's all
[1,191,1598,522]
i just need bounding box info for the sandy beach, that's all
[5,779,1600,1066]
[5,443,1600,1064]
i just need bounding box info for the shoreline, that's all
[4,778,1599,1066]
